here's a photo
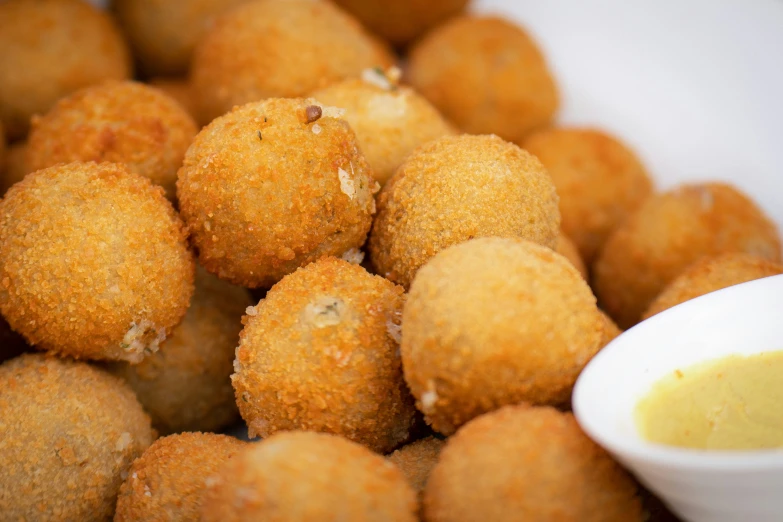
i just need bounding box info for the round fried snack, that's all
[0,0,131,140]
[407,16,558,143]
[0,140,29,194]
[115,433,246,522]
[233,257,417,453]
[423,405,643,522]
[178,98,377,289]
[388,436,445,508]
[643,253,783,320]
[369,134,560,289]
[0,354,155,521]
[0,162,195,362]
[594,183,781,329]
[524,128,654,264]
[110,268,251,435]
[191,0,395,124]
[311,69,455,186]
[149,77,199,121]
[201,431,417,522]
[402,238,603,435]
[555,233,588,279]
[27,80,197,200]
[599,310,622,345]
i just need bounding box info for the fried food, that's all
[555,233,588,279]
[191,0,395,124]
[643,253,783,320]
[0,162,194,362]
[369,134,560,289]
[115,433,246,522]
[0,0,131,140]
[149,77,199,122]
[26,80,197,200]
[402,238,604,435]
[407,15,558,143]
[599,310,622,345]
[0,140,29,194]
[524,128,654,263]
[0,354,154,521]
[593,183,781,328]
[423,405,643,522]
[388,436,445,515]
[233,257,417,453]
[201,431,417,522]
[311,69,455,186]
[177,98,377,288]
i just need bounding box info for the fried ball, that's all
[233,257,417,453]
[388,436,445,508]
[599,310,622,345]
[149,77,199,122]
[191,0,395,124]
[594,182,782,329]
[407,16,558,143]
[369,134,560,289]
[0,140,29,194]
[524,128,654,263]
[0,162,195,362]
[201,431,417,522]
[311,69,455,186]
[109,268,251,435]
[423,405,643,522]
[0,315,28,363]
[555,233,587,279]
[642,253,783,320]
[402,238,603,435]
[26,80,197,200]
[115,433,246,522]
[178,98,377,288]
[0,354,154,521]
[0,0,131,140]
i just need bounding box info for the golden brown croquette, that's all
[388,436,445,513]
[177,98,377,289]
[233,257,417,453]
[599,310,622,345]
[0,354,155,521]
[555,233,588,279]
[0,162,195,362]
[593,183,781,328]
[369,134,560,289]
[148,77,199,122]
[0,0,131,140]
[200,431,417,522]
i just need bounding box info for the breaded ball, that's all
[110,268,252,434]
[178,98,377,288]
[311,69,455,185]
[555,233,588,279]
[402,238,603,435]
[112,0,251,76]
[26,80,198,199]
[594,183,781,328]
[0,354,155,521]
[524,128,654,263]
[0,162,195,362]
[407,16,558,143]
[369,134,560,289]
[599,310,622,345]
[388,436,445,510]
[115,433,246,522]
[0,140,29,194]
[191,0,395,124]
[643,253,783,320]
[201,431,417,522]
[0,315,28,363]
[233,257,417,453]
[423,405,643,522]
[0,0,131,140]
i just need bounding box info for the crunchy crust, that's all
[555,233,588,280]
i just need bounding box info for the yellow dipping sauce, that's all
[635,350,783,450]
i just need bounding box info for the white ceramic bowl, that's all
[573,275,783,522]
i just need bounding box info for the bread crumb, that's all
[337,167,356,199]
[340,248,364,264]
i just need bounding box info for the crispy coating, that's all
[407,16,558,144]
[599,310,622,345]
[0,162,195,362]
[26,80,197,200]
[0,315,28,363]
[555,233,587,279]
[0,354,155,521]
[388,436,445,509]
[369,134,560,289]
[524,128,654,264]
[423,405,643,522]
[0,140,29,194]
[594,182,781,328]
[178,98,377,288]
[201,431,417,522]
[311,71,455,185]
[191,0,395,124]
[643,253,783,320]
[115,433,246,522]
[233,257,417,453]
[0,0,131,140]
[110,268,251,435]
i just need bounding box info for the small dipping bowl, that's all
[573,274,783,522]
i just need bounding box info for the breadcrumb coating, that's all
[555,233,588,279]
[0,140,29,194]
